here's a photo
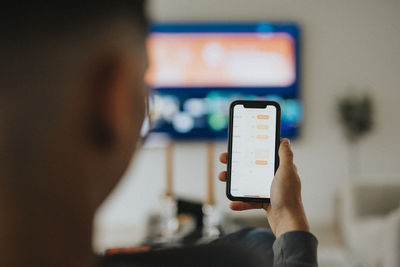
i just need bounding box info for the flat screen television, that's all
[145,22,301,140]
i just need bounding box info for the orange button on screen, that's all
[256,125,269,130]
[255,160,268,165]
[257,115,269,120]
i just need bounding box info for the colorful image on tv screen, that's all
[145,23,301,140]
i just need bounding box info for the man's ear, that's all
[88,52,135,150]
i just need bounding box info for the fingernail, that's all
[282,139,290,145]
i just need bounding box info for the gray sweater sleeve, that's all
[272,231,318,267]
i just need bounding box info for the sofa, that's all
[340,181,400,267]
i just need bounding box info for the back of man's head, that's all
[1,2,149,265]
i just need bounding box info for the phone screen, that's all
[229,103,279,199]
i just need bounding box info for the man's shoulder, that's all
[100,243,266,267]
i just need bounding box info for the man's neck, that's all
[0,179,98,267]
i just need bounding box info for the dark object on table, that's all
[144,198,222,246]
[177,199,205,244]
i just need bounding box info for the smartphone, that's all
[226,100,281,202]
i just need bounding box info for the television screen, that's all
[145,23,302,140]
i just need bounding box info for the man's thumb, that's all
[278,138,293,166]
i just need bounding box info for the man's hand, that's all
[218,138,310,238]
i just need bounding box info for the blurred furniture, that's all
[143,142,221,246]
[340,181,400,267]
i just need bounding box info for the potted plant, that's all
[337,92,374,177]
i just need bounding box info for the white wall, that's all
[94,0,400,251]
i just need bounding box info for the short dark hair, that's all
[2,1,147,40]
[0,1,148,175]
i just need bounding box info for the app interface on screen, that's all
[231,104,277,198]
